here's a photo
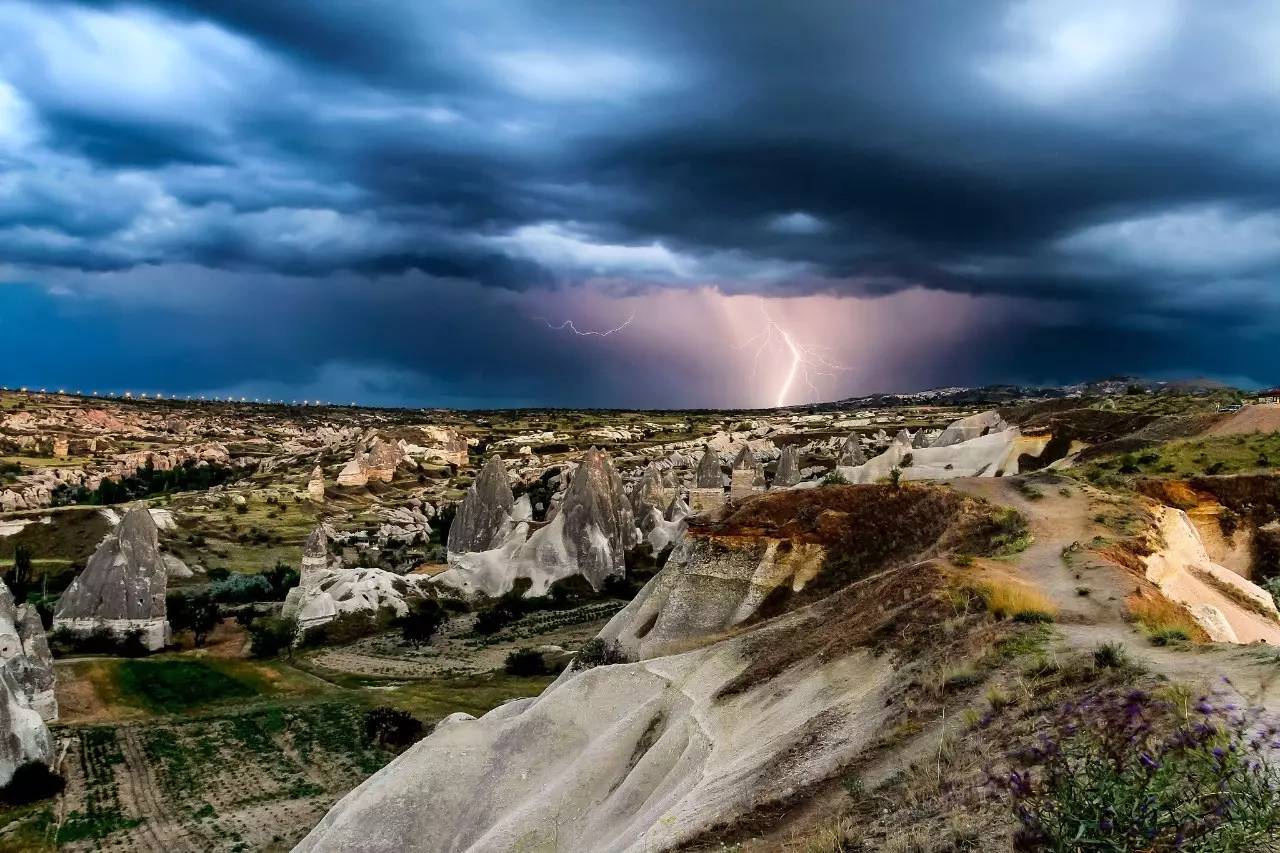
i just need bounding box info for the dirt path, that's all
[954,475,1280,707]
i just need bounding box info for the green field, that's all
[1079,432,1280,482]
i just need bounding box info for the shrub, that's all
[401,598,446,646]
[821,468,849,486]
[247,615,297,658]
[363,706,426,752]
[504,648,551,676]
[167,590,221,646]
[206,572,272,604]
[991,687,1280,851]
[300,607,400,647]
[1149,627,1191,647]
[48,624,151,657]
[1092,642,1129,670]
[888,467,903,488]
[572,638,629,671]
[0,762,65,805]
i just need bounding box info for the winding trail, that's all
[953,476,1280,707]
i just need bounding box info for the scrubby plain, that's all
[2,384,1280,850]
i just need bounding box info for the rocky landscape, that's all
[1,384,1279,850]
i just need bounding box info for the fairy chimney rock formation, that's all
[729,446,764,501]
[0,665,52,787]
[336,454,369,487]
[446,455,516,559]
[53,507,170,651]
[301,525,331,581]
[773,445,802,488]
[837,434,866,466]
[1,599,57,722]
[557,448,638,588]
[307,466,325,502]
[689,447,724,515]
[364,438,402,484]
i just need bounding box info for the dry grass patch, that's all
[1126,592,1208,644]
[969,578,1057,624]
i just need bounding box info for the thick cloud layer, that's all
[2,0,1278,406]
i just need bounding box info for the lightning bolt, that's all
[536,311,635,337]
[735,302,848,407]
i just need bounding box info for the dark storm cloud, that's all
[2,0,1279,402]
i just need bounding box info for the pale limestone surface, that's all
[53,507,170,651]
[296,531,893,853]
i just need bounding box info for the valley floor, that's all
[1,604,615,852]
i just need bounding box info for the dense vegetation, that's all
[53,459,246,506]
[993,687,1280,851]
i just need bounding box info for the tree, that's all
[504,648,550,676]
[10,544,33,598]
[248,615,297,659]
[167,590,221,647]
[401,598,446,646]
[363,707,426,752]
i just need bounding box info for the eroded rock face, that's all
[0,585,56,723]
[0,666,52,788]
[773,445,801,488]
[435,449,639,597]
[837,427,1024,484]
[365,438,402,484]
[295,503,950,853]
[307,466,325,502]
[729,446,764,500]
[689,447,726,515]
[558,449,638,585]
[446,455,515,559]
[283,525,423,632]
[53,507,169,651]
[336,454,369,487]
[930,410,1007,448]
[836,434,866,466]
[694,447,722,489]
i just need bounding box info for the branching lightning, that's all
[536,311,635,337]
[735,302,848,408]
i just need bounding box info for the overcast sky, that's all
[2,0,1278,408]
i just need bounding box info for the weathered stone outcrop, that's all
[297,490,955,853]
[0,666,52,788]
[837,414,1031,484]
[773,445,801,488]
[729,446,764,501]
[836,434,866,466]
[1142,506,1280,644]
[689,447,724,515]
[53,507,169,650]
[0,586,56,722]
[365,438,402,484]
[435,449,639,597]
[282,526,423,632]
[930,410,1007,448]
[446,455,515,559]
[307,466,325,502]
[336,455,369,487]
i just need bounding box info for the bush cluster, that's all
[504,648,551,676]
[363,706,427,752]
[49,625,150,658]
[572,638,629,671]
[991,685,1280,850]
[0,762,65,805]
